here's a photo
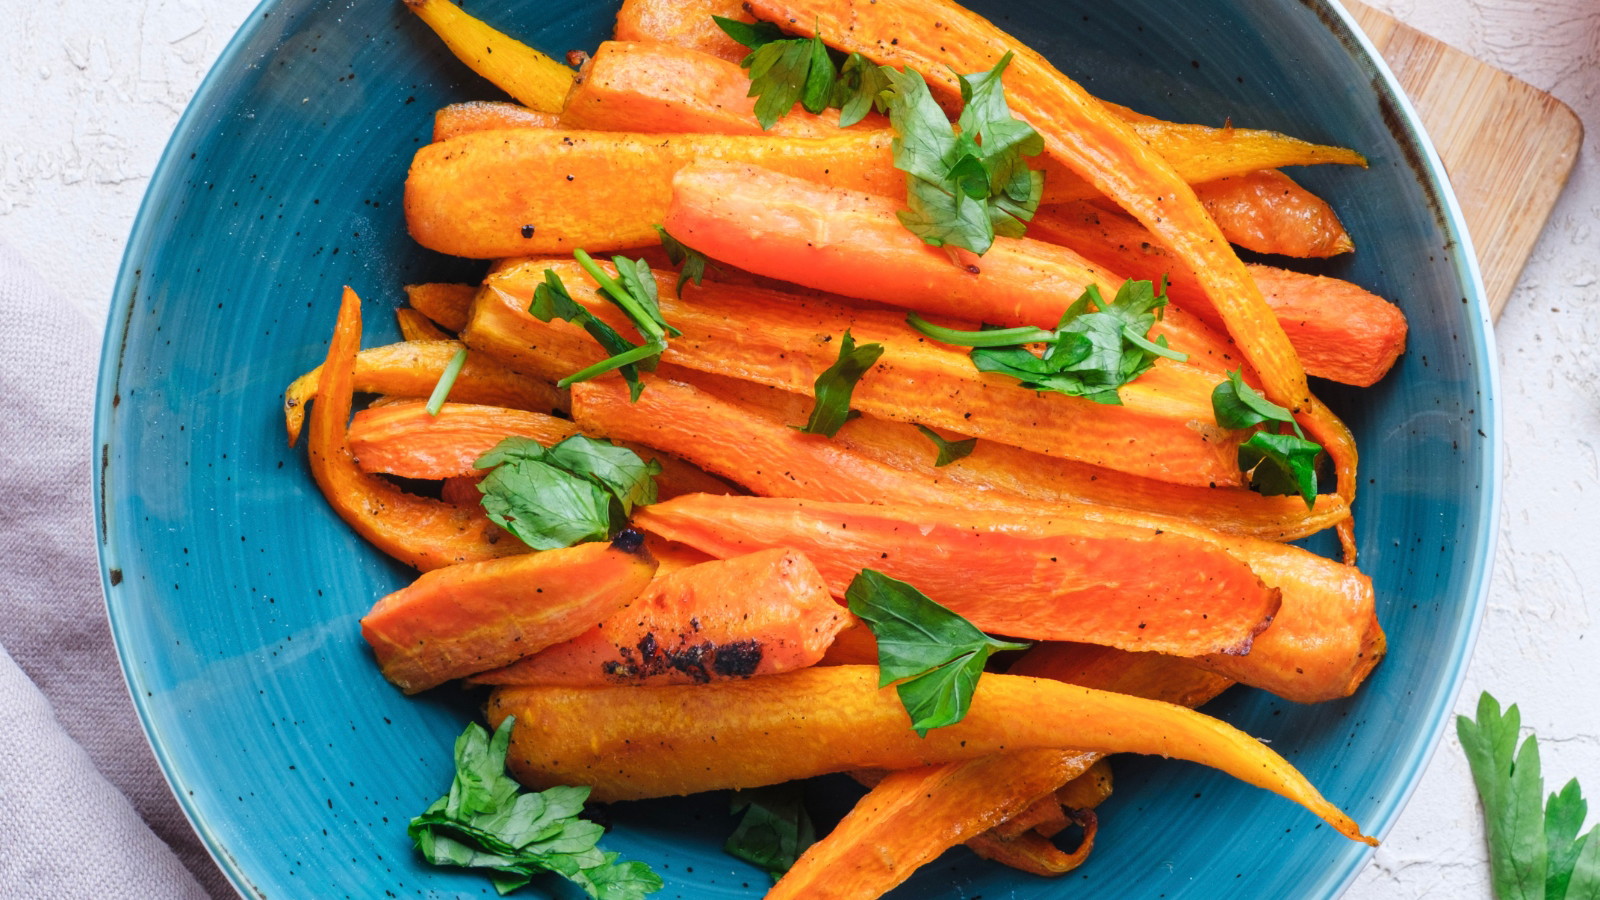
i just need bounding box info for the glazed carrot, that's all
[304,289,526,571]
[635,494,1278,656]
[1029,203,1407,387]
[403,282,476,333]
[405,127,898,258]
[745,0,1362,560]
[345,399,737,499]
[637,492,1380,702]
[772,647,1228,898]
[283,339,566,446]
[360,533,658,694]
[665,160,1244,372]
[573,372,1348,542]
[471,548,849,687]
[395,307,451,342]
[561,41,886,136]
[403,0,575,112]
[467,259,1248,488]
[1192,170,1354,258]
[485,666,1375,844]
[677,370,1348,542]
[433,101,560,142]
[614,0,754,65]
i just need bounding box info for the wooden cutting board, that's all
[1344,0,1582,320]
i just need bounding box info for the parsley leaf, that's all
[715,19,890,130]
[844,569,1029,737]
[1210,369,1324,508]
[530,268,648,401]
[409,717,662,899]
[724,784,817,883]
[1458,692,1600,900]
[531,251,679,402]
[476,435,661,550]
[653,225,714,292]
[711,16,788,50]
[832,52,894,127]
[883,54,1044,255]
[908,279,1186,405]
[914,424,977,467]
[795,330,884,437]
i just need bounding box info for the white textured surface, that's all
[2,1,1595,898]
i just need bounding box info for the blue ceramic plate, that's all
[96,1,1499,897]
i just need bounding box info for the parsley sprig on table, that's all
[475,435,660,551]
[1210,368,1324,507]
[908,278,1187,405]
[1459,692,1600,900]
[846,569,1029,737]
[713,17,891,129]
[409,718,662,899]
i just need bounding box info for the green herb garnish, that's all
[908,279,1186,405]
[476,435,661,551]
[714,18,891,129]
[1210,369,1323,507]
[531,250,678,401]
[425,346,468,416]
[409,717,663,899]
[883,54,1043,256]
[723,783,817,883]
[653,225,714,292]
[845,569,1029,737]
[1458,692,1600,900]
[914,424,977,467]
[795,330,884,438]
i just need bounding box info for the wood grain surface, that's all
[1345,0,1583,319]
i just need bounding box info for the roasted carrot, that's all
[283,339,566,446]
[635,494,1278,656]
[433,101,560,142]
[573,371,1348,542]
[405,127,898,258]
[1008,641,1236,709]
[304,289,526,571]
[745,0,1362,560]
[403,282,476,333]
[360,532,657,694]
[471,548,849,687]
[403,0,574,112]
[1191,170,1354,258]
[485,665,1375,844]
[1029,202,1407,387]
[561,41,886,136]
[467,259,1248,488]
[345,399,736,500]
[395,307,451,342]
[614,0,754,65]
[966,824,1097,876]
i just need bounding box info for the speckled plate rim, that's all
[91,0,1504,897]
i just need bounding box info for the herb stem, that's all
[424,347,468,416]
[906,313,1055,347]
[1121,325,1189,362]
[575,248,666,343]
[556,340,667,388]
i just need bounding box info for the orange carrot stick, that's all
[743,0,1362,560]
[433,101,559,142]
[402,282,476,333]
[360,533,657,693]
[304,289,526,571]
[486,665,1375,844]
[634,494,1278,657]
[1191,169,1354,258]
[472,547,849,686]
[614,0,754,65]
[395,308,451,342]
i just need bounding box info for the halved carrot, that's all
[283,339,566,446]
[434,101,560,142]
[573,371,1348,541]
[1191,170,1354,258]
[345,399,736,499]
[405,127,898,258]
[486,665,1375,844]
[472,547,849,687]
[635,494,1278,656]
[1029,202,1407,387]
[360,533,658,694]
[772,646,1228,898]
[395,307,451,342]
[614,0,754,65]
[561,41,886,136]
[403,282,476,333]
[304,289,527,571]
[467,259,1248,488]
[745,0,1362,560]
[403,0,575,112]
